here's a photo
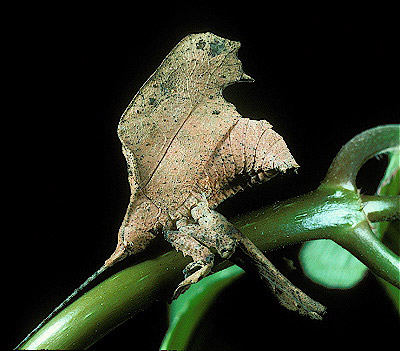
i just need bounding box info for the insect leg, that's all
[227,226,327,319]
[176,224,237,259]
[190,203,326,319]
[164,229,214,299]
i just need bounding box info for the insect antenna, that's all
[15,265,108,349]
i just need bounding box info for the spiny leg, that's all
[163,202,238,300]
[164,229,214,299]
[191,203,326,319]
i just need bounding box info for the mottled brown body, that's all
[106,32,297,267]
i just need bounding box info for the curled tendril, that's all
[322,124,400,190]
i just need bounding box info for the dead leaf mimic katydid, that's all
[108,32,325,318]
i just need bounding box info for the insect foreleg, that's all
[164,229,214,299]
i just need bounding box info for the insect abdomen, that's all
[202,118,298,207]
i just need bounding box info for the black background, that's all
[9,4,399,350]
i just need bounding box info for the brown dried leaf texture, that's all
[107,32,298,266]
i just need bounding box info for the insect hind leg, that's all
[190,201,326,319]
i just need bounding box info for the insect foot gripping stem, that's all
[164,201,242,299]
[164,228,215,299]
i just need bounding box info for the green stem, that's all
[361,195,400,222]
[333,221,400,288]
[18,187,400,350]
[19,251,190,350]
[233,187,362,249]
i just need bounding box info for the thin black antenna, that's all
[15,265,108,349]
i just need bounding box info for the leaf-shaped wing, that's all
[118,32,252,210]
